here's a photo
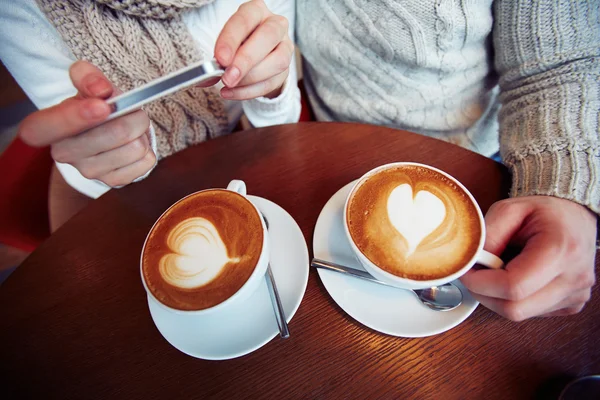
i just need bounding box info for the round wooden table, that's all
[1,123,598,399]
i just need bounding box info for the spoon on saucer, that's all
[260,212,290,338]
[311,259,463,311]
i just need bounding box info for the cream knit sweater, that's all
[297,0,600,214]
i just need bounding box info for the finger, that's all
[470,276,575,321]
[540,304,585,318]
[460,268,512,299]
[51,110,150,162]
[70,60,114,99]
[538,288,591,315]
[220,70,288,100]
[214,1,267,67]
[75,134,151,180]
[98,150,156,188]
[221,15,288,87]
[483,199,532,255]
[461,233,562,301]
[237,39,294,87]
[19,97,111,147]
[502,232,564,298]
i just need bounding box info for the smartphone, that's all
[105,59,224,121]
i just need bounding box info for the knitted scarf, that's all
[36,0,229,159]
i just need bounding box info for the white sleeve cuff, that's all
[132,122,158,183]
[55,123,158,198]
[242,66,301,127]
[55,162,109,199]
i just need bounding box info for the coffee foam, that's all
[143,190,263,311]
[387,184,446,256]
[159,217,241,289]
[347,165,481,280]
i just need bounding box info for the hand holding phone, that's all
[106,59,224,121]
[19,60,158,188]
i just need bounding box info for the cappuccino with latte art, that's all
[347,164,482,281]
[142,188,264,311]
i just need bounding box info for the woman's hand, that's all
[215,0,294,100]
[19,61,156,188]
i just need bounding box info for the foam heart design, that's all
[387,184,446,256]
[159,217,239,289]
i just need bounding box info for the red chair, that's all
[0,137,52,252]
[298,79,315,122]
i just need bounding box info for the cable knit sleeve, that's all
[241,0,301,127]
[494,0,600,214]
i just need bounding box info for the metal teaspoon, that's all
[311,258,463,311]
[260,212,290,338]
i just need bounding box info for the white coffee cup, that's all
[344,162,504,290]
[140,180,270,315]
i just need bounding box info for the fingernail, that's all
[220,88,233,99]
[81,101,109,119]
[85,76,111,97]
[223,67,240,86]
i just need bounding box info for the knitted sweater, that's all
[297,0,600,214]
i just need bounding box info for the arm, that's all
[460,1,598,321]
[494,0,600,214]
[0,1,157,199]
[241,0,301,127]
[215,0,301,127]
[0,1,76,110]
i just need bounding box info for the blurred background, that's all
[0,62,38,282]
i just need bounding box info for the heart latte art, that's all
[142,190,263,311]
[159,218,241,289]
[347,165,481,280]
[387,184,446,256]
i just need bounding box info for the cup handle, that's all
[226,180,247,196]
[476,250,504,269]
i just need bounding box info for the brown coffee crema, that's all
[142,190,263,311]
[347,166,481,280]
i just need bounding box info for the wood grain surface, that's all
[0,122,598,400]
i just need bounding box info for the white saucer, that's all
[148,196,309,360]
[313,181,478,338]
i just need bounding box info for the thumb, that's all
[483,199,532,256]
[69,60,115,99]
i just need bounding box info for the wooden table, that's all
[1,123,598,399]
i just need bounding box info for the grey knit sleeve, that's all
[493,0,600,214]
